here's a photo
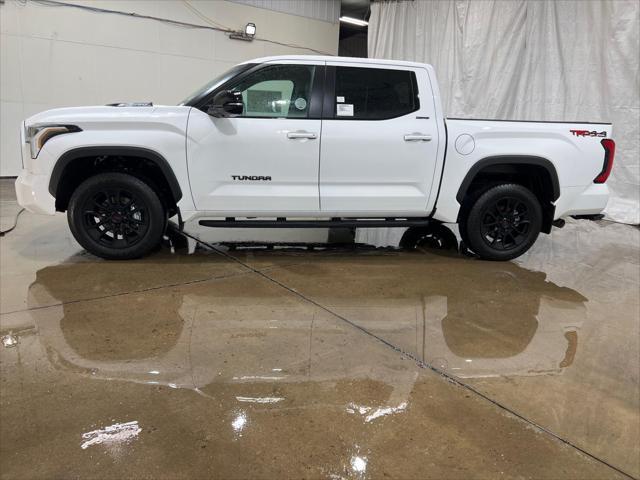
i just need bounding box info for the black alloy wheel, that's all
[479,196,531,251]
[463,183,542,261]
[82,187,150,248]
[68,173,166,260]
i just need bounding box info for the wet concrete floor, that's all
[1,180,639,479]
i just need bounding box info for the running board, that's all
[198,218,431,228]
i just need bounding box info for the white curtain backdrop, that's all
[359,0,639,246]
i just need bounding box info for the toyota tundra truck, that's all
[15,55,615,261]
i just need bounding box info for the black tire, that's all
[400,224,458,251]
[461,183,542,261]
[68,173,166,260]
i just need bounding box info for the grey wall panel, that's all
[227,0,340,23]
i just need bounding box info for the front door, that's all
[187,61,322,213]
[320,62,440,214]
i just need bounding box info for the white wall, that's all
[0,0,339,176]
[228,0,340,23]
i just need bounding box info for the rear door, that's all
[187,61,323,213]
[319,62,440,214]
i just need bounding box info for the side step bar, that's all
[198,218,432,228]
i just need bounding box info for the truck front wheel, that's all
[68,173,166,260]
[462,183,542,261]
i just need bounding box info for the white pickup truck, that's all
[15,55,615,261]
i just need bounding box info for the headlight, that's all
[25,124,82,159]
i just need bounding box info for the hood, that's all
[24,104,191,127]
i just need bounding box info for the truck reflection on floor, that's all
[420,286,584,378]
[27,240,587,402]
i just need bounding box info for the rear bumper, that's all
[555,184,609,218]
[15,170,56,215]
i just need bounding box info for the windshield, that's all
[179,64,251,106]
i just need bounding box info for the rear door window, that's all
[333,67,419,120]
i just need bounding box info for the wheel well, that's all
[53,154,179,216]
[457,162,557,233]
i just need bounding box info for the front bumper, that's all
[15,170,56,215]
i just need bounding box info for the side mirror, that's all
[207,90,244,117]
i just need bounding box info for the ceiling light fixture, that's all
[339,16,368,27]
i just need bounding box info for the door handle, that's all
[287,131,317,140]
[404,133,432,142]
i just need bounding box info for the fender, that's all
[456,155,560,203]
[48,146,182,202]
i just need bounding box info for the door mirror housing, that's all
[207,90,244,117]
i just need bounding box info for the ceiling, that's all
[340,0,370,43]
[340,0,370,20]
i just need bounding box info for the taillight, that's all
[594,138,615,183]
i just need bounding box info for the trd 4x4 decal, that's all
[570,130,607,137]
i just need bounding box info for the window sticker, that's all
[336,104,354,116]
[336,96,345,103]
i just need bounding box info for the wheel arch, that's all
[49,146,182,214]
[456,155,560,204]
[456,155,560,234]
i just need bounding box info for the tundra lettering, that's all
[231,175,272,181]
[15,55,614,261]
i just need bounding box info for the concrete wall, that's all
[0,0,339,176]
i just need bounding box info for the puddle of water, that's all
[346,402,408,423]
[2,333,18,348]
[236,396,285,404]
[80,420,141,450]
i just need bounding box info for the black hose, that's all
[0,208,25,237]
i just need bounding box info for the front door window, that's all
[227,64,316,119]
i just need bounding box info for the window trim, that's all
[193,63,325,120]
[323,65,421,121]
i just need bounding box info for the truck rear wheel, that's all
[68,173,166,260]
[462,183,542,261]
